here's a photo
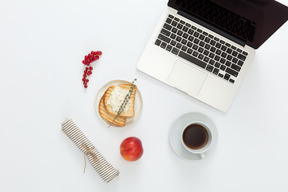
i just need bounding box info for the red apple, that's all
[120,137,143,161]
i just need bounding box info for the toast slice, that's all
[103,84,137,118]
[98,96,126,127]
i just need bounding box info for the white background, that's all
[0,0,288,191]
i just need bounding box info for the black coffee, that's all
[182,124,208,149]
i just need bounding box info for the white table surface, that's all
[1,0,288,191]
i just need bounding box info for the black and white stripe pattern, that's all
[61,119,120,183]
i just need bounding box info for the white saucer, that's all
[169,112,218,160]
[94,80,143,127]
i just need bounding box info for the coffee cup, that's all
[181,121,213,159]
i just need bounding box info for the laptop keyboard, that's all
[155,14,248,84]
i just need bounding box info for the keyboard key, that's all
[199,34,205,40]
[172,47,179,55]
[188,36,194,41]
[232,51,238,56]
[179,51,207,69]
[220,65,226,71]
[209,60,215,65]
[216,49,221,55]
[155,39,161,46]
[170,33,176,39]
[221,45,227,51]
[224,73,230,80]
[229,79,235,83]
[166,45,172,51]
[181,39,187,45]
[220,58,226,64]
[163,23,172,31]
[227,48,232,54]
[204,56,209,62]
[238,60,244,66]
[232,58,238,63]
[237,54,246,61]
[227,55,232,61]
[187,42,193,47]
[181,46,187,52]
[172,27,177,33]
[199,41,205,47]
[225,61,231,67]
[158,34,171,44]
[221,52,227,58]
[183,33,188,39]
[161,29,171,37]
[204,44,210,49]
[171,40,176,46]
[226,67,238,77]
[204,37,210,43]
[160,42,167,49]
[177,23,183,29]
[176,36,182,42]
[177,30,183,36]
[166,18,172,24]
[193,32,199,38]
[213,68,219,75]
[209,53,215,58]
[183,26,188,32]
[192,51,198,57]
[231,64,241,72]
[210,40,216,46]
[206,65,214,72]
[172,21,177,26]
[198,54,204,60]
[192,44,198,50]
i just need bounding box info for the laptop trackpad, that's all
[167,60,207,96]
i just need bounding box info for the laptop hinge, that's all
[178,9,246,47]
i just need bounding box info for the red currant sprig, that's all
[82,51,102,88]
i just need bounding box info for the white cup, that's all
[181,122,213,159]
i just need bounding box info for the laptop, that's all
[137,0,288,112]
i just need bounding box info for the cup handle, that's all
[200,153,205,159]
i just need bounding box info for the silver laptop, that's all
[137,0,288,112]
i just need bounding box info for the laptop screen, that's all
[168,0,288,49]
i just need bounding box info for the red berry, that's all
[89,67,93,70]
[96,51,102,55]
